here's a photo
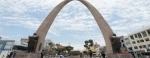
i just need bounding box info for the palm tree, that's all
[88,39,94,47]
[84,40,89,50]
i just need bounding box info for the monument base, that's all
[107,54,133,58]
[15,52,40,58]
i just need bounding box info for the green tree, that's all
[83,39,94,51]
[84,40,89,50]
[64,46,74,54]
[89,39,94,46]
[55,44,66,55]
[48,42,55,55]
[83,51,88,55]
[70,51,81,56]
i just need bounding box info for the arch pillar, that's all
[79,0,113,54]
[35,0,72,53]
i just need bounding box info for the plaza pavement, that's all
[43,56,101,58]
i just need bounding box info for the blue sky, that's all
[0,0,150,50]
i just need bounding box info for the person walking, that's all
[101,51,105,58]
[89,50,93,58]
[13,51,16,58]
[41,50,45,58]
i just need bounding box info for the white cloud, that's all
[0,0,150,48]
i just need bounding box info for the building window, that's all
[128,47,133,50]
[139,46,142,49]
[137,40,140,43]
[140,39,144,42]
[145,38,150,41]
[134,46,138,49]
[125,38,129,40]
[142,45,146,48]
[134,34,138,38]
[138,33,142,38]
[130,35,134,40]
[132,41,136,44]
[147,29,150,36]
[142,31,147,37]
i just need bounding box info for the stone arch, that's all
[35,0,114,54]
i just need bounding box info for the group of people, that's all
[89,50,106,58]
[41,50,106,58]
[7,51,16,58]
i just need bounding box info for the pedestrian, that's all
[41,50,45,58]
[101,51,105,58]
[80,53,83,58]
[12,51,16,58]
[8,52,13,58]
[89,50,92,58]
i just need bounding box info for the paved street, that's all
[43,56,101,58]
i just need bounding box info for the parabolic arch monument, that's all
[35,0,114,54]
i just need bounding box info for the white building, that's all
[120,36,127,51]
[0,40,15,58]
[0,37,8,40]
[20,38,28,45]
[127,26,150,52]
[120,36,133,52]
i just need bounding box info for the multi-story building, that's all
[83,42,100,56]
[120,36,127,51]
[128,27,150,52]
[0,40,15,58]
[0,37,8,40]
[20,38,28,45]
[120,36,133,52]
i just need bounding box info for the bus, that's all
[12,45,28,52]
[7,45,28,57]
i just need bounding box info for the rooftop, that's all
[128,25,150,35]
